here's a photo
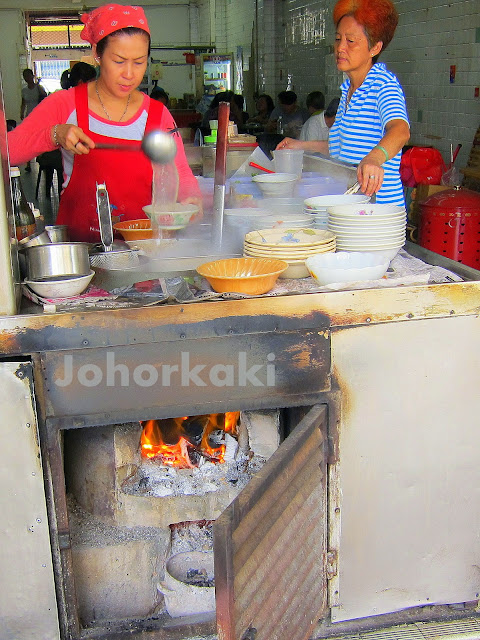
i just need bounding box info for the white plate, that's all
[245,227,336,247]
[328,213,406,224]
[326,204,406,217]
[336,241,405,250]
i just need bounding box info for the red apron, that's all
[56,83,164,243]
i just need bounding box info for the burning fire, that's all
[140,412,240,468]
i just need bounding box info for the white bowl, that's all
[24,270,95,298]
[142,203,199,229]
[304,194,370,212]
[252,173,298,198]
[305,252,390,285]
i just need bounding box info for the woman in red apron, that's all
[9,4,201,243]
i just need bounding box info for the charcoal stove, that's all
[2,243,480,640]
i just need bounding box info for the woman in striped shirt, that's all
[277,0,410,206]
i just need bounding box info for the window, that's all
[29,15,85,50]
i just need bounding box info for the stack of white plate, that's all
[304,194,371,229]
[327,203,406,257]
[243,227,336,279]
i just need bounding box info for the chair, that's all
[36,150,63,199]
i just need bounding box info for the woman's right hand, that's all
[52,124,94,154]
[275,137,301,150]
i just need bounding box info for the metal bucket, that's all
[157,551,215,618]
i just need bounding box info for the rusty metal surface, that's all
[1,244,480,359]
[214,404,328,640]
[39,330,331,428]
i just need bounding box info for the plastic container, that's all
[419,187,480,268]
[272,149,304,177]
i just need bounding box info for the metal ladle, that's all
[95,129,177,164]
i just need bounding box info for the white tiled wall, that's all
[217,0,480,169]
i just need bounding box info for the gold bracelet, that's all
[52,124,60,146]
[375,144,389,162]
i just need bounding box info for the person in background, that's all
[324,97,340,128]
[201,91,234,128]
[62,62,97,89]
[232,94,249,127]
[21,69,47,120]
[299,91,329,142]
[265,91,309,139]
[276,0,409,204]
[20,68,48,172]
[247,94,274,126]
[201,91,246,129]
[150,87,169,107]
[60,70,71,91]
[8,3,201,242]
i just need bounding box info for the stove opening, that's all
[140,411,240,467]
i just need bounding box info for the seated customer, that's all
[299,91,329,142]
[150,87,169,107]
[324,97,340,128]
[266,91,309,139]
[247,94,274,126]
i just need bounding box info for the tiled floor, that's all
[19,161,60,227]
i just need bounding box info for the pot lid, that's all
[421,187,480,210]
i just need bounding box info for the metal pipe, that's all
[212,101,230,246]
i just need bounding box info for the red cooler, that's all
[418,187,480,268]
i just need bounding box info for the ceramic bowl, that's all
[24,270,95,298]
[252,173,298,198]
[142,204,199,230]
[113,219,153,240]
[305,251,390,285]
[196,257,288,294]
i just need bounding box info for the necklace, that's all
[95,80,131,122]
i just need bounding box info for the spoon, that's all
[95,129,177,165]
[249,161,275,173]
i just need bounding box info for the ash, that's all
[123,453,266,498]
[170,521,214,554]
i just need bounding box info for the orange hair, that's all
[333,0,399,53]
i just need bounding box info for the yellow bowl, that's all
[113,219,153,240]
[196,257,288,294]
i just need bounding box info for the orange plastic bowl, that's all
[113,219,153,240]
[196,257,288,295]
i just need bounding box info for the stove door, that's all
[214,404,328,640]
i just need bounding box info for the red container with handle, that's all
[419,187,480,268]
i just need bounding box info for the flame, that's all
[140,412,240,468]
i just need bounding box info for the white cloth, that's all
[299,111,329,142]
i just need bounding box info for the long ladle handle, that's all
[95,142,141,152]
[212,101,230,246]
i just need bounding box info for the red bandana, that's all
[80,4,150,45]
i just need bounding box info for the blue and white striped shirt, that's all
[329,63,409,206]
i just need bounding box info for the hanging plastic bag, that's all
[400,147,446,187]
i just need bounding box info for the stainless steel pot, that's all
[45,225,69,243]
[18,229,51,248]
[25,243,90,281]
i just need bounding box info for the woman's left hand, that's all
[357,158,384,197]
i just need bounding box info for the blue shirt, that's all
[329,63,409,206]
